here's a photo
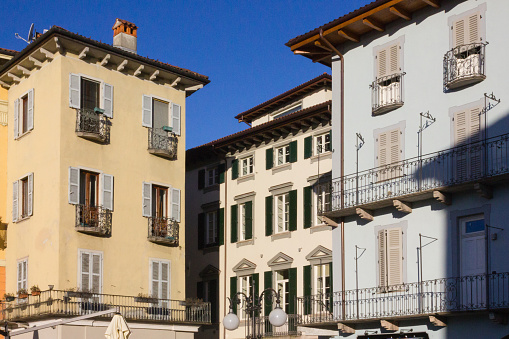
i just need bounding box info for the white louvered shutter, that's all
[161,262,170,300]
[91,253,102,293]
[12,181,18,222]
[142,182,152,217]
[377,47,388,78]
[103,83,113,118]
[389,44,400,75]
[390,129,402,178]
[27,89,34,131]
[142,95,153,127]
[152,261,160,298]
[453,13,481,48]
[17,260,27,291]
[378,230,387,288]
[387,228,403,286]
[17,261,22,291]
[377,132,388,181]
[101,174,114,211]
[69,167,80,204]
[28,173,33,216]
[454,110,468,179]
[13,98,19,139]
[69,73,81,109]
[81,252,90,292]
[171,188,181,222]
[172,103,181,135]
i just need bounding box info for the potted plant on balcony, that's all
[4,293,15,302]
[17,288,29,299]
[30,285,41,296]
[65,287,92,299]
[134,293,158,304]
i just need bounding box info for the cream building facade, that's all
[0,20,210,338]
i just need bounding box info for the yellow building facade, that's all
[0,22,210,338]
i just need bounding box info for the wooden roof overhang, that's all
[235,73,331,124]
[0,27,209,95]
[210,100,332,155]
[286,0,441,66]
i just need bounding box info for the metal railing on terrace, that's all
[75,204,112,236]
[245,314,301,338]
[148,128,178,160]
[370,72,405,115]
[148,216,179,246]
[318,133,509,216]
[444,42,487,90]
[297,272,509,325]
[75,108,110,142]
[1,290,211,324]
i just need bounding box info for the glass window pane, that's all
[465,219,485,233]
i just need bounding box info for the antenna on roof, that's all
[15,23,37,44]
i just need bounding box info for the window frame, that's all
[205,210,218,245]
[240,155,254,177]
[69,73,113,118]
[78,249,103,294]
[314,184,331,226]
[68,167,114,211]
[313,264,331,296]
[238,275,252,320]
[142,181,180,222]
[275,193,290,233]
[375,223,406,292]
[314,132,331,156]
[206,167,219,187]
[13,172,34,222]
[17,258,28,293]
[149,258,171,303]
[274,269,290,313]
[13,88,34,139]
[142,94,181,135]
[238,203,247,241]
[276,145,291,166]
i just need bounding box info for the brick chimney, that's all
[112,19,137,54]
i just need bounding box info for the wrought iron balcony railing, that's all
[1,290,211,324]
[318,133,509,216]
[297,272,509,325]
[75,108,110,142]
[370,72,405,115]
[444,42,487,90]
[75,204,112,236]
[148,216,179,246]
[246,314,301,338]
[148,128,178,160]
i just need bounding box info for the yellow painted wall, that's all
[5,51,187,300]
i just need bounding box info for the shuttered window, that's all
[376,128,402,181]
[13,173,34,222]
[452,12,481,48]
[13,89,34,139]
[142,95,181,135]
[376,43,400,80]
[454,105,482,179]
[79,250,102,293]
[141,182,180,221]
[378,228,403,289]
[69,74,113,118]
[68,168,114,210]
[17,259,28,292]
[150,259,170,300]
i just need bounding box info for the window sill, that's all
[310,224,332,233]
[271,231,291,240]
[237,173,255,183]
[203,184,219,193]
[272,163,292,174]
[310,151,332,162]
[15,129,33,140]
[14,215,31,223]
[236,239,254,247]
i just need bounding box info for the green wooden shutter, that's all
[218,208,224,245]
[209,279,218,322]
[198,213,205,249]
[219,163,226,184]
[231,205,238,243]
[303,186,312,229]
[197,281,204,300]
[245,201,253,240]
[289,140,297,163]
[265,195,273,236]
[198,169,205,189]
[329,262,333,313]
[304,136,312,159]
[328,130,332,152]
[252,273,260,314]
[289,267,297,315]
[232,159,239,180]
[303,265,312,315]
[264,271,273,316]
[266,148,273,170]
[230,276,238,314]
[289,190,297,231]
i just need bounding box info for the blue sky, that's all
[1,0,371,149]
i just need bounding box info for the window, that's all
[273,104,302,119]
[315,133,331,155]
[375,127,402,181]
[68,167,114,211]
[12,173,34,222]
[372,41,404,114]
[79,250,102,293]
[460,215,485,277]
[238,275,252,319]
[230,202,252,243]
[239,203,247,241]
[150,259,170,302]
[275,270,290,313]
[377,228,403,290]
[276,145,290,166]
[197,279,218,322]
[142,95,181,135]
[206,210,218,245]
[207,168,219,187]
[198,208,223,248]
[266,141,297,170]
[69,74,113,118]
[275,193,290,233]
[315,184,331,225]
[17,258,28,293]
[453,104,482,180]
[13,89,34,139]
[241,156,254,176]
[314,264,331,296]
[142,182,180,221]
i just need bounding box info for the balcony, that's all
[148,128,178,160]
[1,290,211,325]
[297,272,509,326]
[75,204,112,236]
[246,314,301,337]
[148,217,179,246]
[370,73,405,116]
[444,43,486,90]
[75,108,110,142]
[319,133,509,218]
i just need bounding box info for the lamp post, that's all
[223,284,287,339]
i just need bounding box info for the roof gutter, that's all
[319,29,346,312]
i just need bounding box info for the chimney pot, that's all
[112,18,137,54]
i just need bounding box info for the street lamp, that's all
[223,285,287,338]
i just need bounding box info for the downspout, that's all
[222,153,228,339]
[319,29,346,317]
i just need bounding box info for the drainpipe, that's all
[319,29,346,317]
[222,153,228,339]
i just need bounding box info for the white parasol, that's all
[105,313,131,339]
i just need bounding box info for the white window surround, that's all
[372,36,405,79]
[142,181,181,222]
[68,166,114,211]
[12,172,34,223]
[447,3,487,49]
[373,120,406,168]
[314,185,331,226]
[240,155,254,177]
[313,264,331,296]
[142,94,181,135]
[315,132,331,155]
[69,73,113,118]
[149,258,171,302]
[275,269,290,312]
[17,257,28,293]
[275,193,290,234]
[276,144,290,166]
[238,203,247,241]
[78,249,103,293]
[448,98,485,148]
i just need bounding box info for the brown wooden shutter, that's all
[387,228,403,286]
[378,230,387,288]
